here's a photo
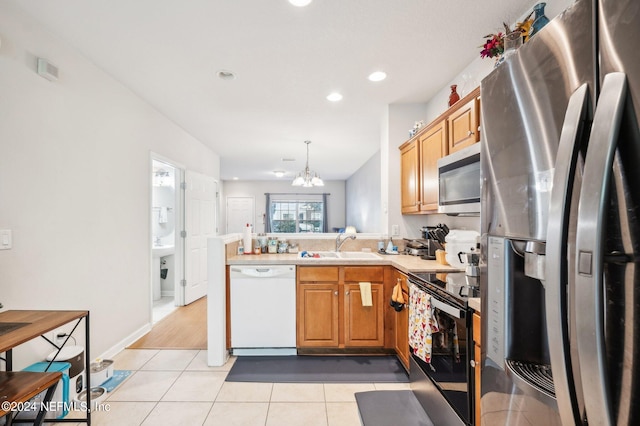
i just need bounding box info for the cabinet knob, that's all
[467,130,475,136]
[334,291,338,296]
[470,359,476,368]
[345,291,350,296]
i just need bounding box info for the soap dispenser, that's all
[386,237,394,253]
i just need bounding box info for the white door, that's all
[226,196,255,234]
[183,170,218,305]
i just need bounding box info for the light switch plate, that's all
[0,230,12,250]
[391,224,399,236]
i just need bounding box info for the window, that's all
[270,200,324,233]
[266,193,328,233]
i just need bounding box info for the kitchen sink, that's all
[336,251,380,259]
[298,251,380,260]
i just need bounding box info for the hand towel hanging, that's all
[409,284,439,363]
[158,207,168,224]
[359,282,372,307]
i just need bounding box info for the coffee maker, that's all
[458,251,479,277]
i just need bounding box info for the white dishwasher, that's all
[229,264,297,356]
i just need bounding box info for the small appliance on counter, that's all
[404,224,450,259]
[403,238,442,259]
[444,229,479,268]
[458,251,480,277]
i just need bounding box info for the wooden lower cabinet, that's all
[392,270,410,370]
[297,283,339,347]
[473,312,482,426]
[344,283,384,346]
[297,266,385,349]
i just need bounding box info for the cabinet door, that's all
[400,141,420,213]
[393,273,410,369]
[419,121,447,212]
[448,97,480,154]
[344,283,384,347]
[297,284,339,347]
[473,312,482,426]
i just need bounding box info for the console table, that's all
[0,310,91,424]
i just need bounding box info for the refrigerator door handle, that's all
[545,83,590,426]
[575,72,628,426]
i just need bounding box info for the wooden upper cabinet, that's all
[419,121,447,212]
[399,87,480,215]
[447,92,480,154]
[400,141,420,213]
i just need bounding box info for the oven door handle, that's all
[409,281,465,319]
[430,297,464,319]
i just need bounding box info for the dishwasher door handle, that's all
[230,265,295,279]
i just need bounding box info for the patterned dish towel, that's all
[409,284,439,363]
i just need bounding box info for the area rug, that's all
[355,390,434,426]
[225,355,409,383]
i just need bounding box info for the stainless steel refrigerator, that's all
[480,0,640,424]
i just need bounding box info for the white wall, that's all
[0,2,220,368]
[383,103,428,238]
[222,180,346,234]
[345,151,381,233]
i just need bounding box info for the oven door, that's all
[409,281,472,425]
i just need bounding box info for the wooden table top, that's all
[0,310,88,354]
[0,371,63,415]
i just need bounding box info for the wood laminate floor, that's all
[128,296,207,349]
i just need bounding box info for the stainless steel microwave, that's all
[437,143,481,214]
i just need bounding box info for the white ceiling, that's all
[9,0,533,181]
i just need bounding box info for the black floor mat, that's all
[225,355,409,383]
[355,390,434,426]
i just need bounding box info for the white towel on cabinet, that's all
[158,207,168,224]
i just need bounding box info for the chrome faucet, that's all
[336,233,356,252]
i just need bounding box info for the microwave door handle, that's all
[545,83,590,426]
[575,72,627,426]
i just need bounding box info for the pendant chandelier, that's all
[292,140,324,187]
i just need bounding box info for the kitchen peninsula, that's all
[224,246,478,362]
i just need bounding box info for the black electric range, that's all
[407,272,479,308]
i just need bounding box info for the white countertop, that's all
[227,252,462,274]
[468,297,481,313]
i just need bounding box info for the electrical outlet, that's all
[55,332,68,345]
[51,327,68,345]
[391,224,400,236]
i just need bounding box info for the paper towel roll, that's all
[243,224,253,254]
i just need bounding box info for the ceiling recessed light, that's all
[216,70,236,80]
[289,0,312,7]
[327,92,343,102]
[368,71,387,82]
[232,177,239,180]
[274,171,285,178]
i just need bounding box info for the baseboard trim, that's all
[96,323,153,360]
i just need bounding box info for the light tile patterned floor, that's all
[55,349,411,425]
